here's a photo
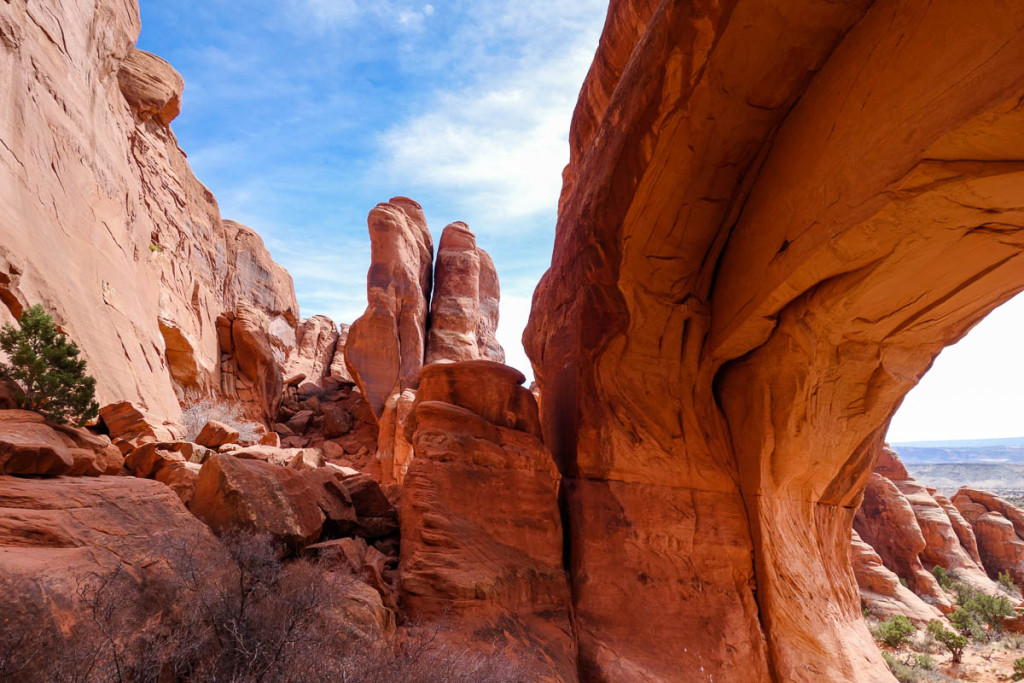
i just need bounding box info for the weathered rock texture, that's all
[345,198,433,419]
[425,222,505,365]
[400,361,575,679]
[854,472,953,613]
[345,207,506,485]
[0,475,233,654]
[953,488,1024,586]
[524,0,1024,679]
[851,529,941,626]
[0,0,298,424]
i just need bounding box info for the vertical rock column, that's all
[400,360,576,680]
[345,197,434,418]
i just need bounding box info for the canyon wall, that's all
[525,0,1024,680]
[0,0,298,424]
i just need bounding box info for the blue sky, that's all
[136,0,608,376]
[137,1,1024,442]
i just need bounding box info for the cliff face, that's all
[525,0,1024,679]
[0,0,297,423]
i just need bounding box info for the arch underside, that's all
[524,0,1024,680]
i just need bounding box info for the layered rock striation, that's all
[0,0,297,424]
[400,360,574,679]
[525,0,1024,679]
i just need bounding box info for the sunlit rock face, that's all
[0,1,297,423]
[345,205,506,484]
[524,0,1024,679]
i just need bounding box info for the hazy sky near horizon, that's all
[137,2,1024,443]
[136,0,607,377]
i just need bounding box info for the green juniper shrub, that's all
[949,607,987,642]
[928,620,968,664]
[0,305,99,426]
[964,591,1014,631]
[932,565,953,591]
[874,615,916,648]
[1013,657,1024,681]
[1000,571,1018,594]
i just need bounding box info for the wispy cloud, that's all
[138,0,607,376]
[295,0,436,32]
[377,1,605,227]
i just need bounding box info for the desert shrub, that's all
[932,565,953,591]
[1001,571,1018,594]
[181,391,262,443]
[1013,657,1024,681]
[949,607,987,642]
[881,651,923,683]
[0,304,99,425]
[962,590,1014,631]
[911,653,933,670]
[874,615,916,648]
[0,531,532,682]
[929,619,968,664]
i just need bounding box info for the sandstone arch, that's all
[524,0,1024,680]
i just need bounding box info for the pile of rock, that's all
[853,444,1022,626]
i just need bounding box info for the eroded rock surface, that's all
[401,361,575,680]
[953,488,1024,586]
[0,0,297,424]
[425,222,505,365]
[345,198,433,419]
[524,0,1024,679]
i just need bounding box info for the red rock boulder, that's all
[189,454,355,548]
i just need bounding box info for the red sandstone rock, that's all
[375,389,416,485]
[99,401,183,451]
[345,198,433,419]
[154,460,201,505]
[0,411,74,476]
[523,0,1024,678]
[284,315,338,385]
[425,222,505,364]
[0,2,298,423]
[329,324,355,383]
[124,442,186,479]
[401,360,574,679]
[953,488,1024,585]
[190,453,353,547]
[851,530,942,626]
[854,474,952,612]
[0,476,233,663]
[874,449,998,594]
[118,49,183,126]
[934,493,984,566]
[195,419,240,448]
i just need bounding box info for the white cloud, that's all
[294,0,433,31]
[377,2,605,226]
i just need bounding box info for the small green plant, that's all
[1001,571,1018,594]
[0,305,99,425]
[1013,657,1024,681]
[874,615,916,648]
[882,652,922,683]
[932,565,953,591]
[899,577,909,589]
[911,653,933,670]
[149,242,164,253]
[928,620,968,664]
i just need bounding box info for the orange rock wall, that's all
[0,0,298,423]
[525,0,1024,679]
